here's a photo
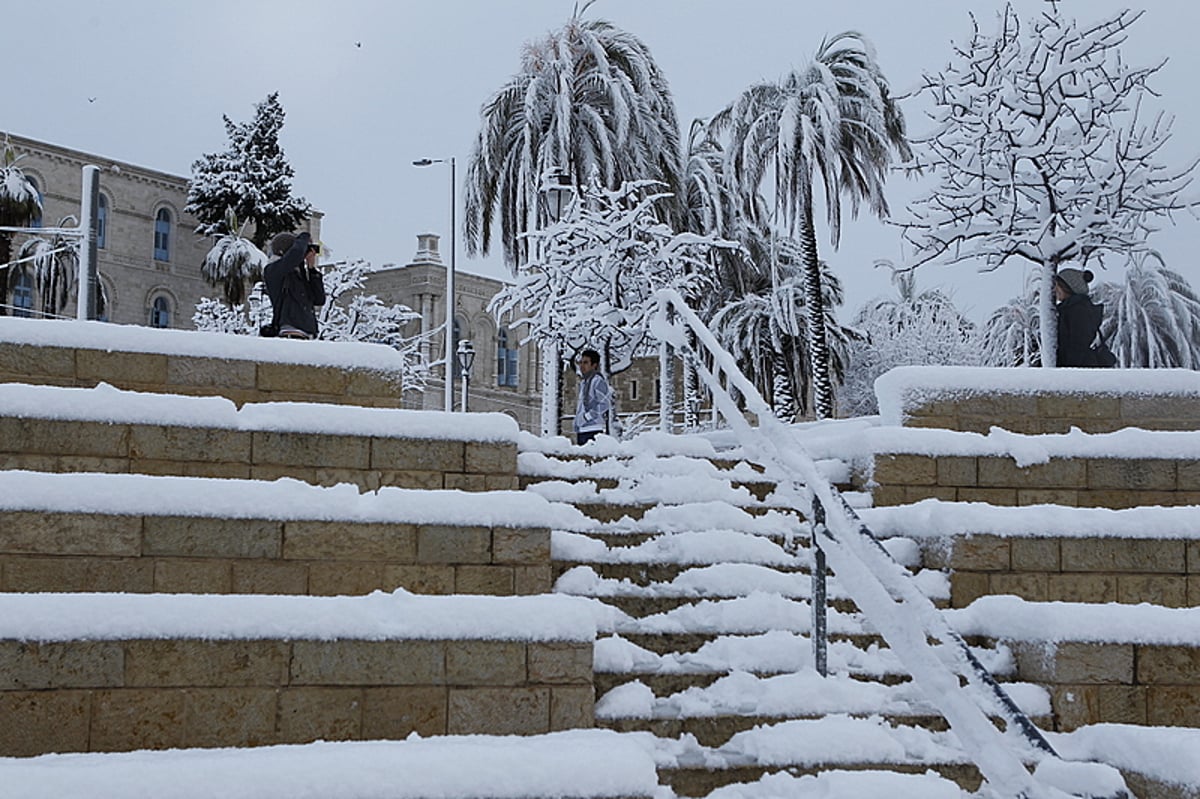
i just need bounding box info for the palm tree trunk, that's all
[799,214,833,420]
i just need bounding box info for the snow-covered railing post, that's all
[809,494,828,678]
[658,295,675,433]
[77,165,100,321]
[647,287,1131,799]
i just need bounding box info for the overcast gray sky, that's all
[7,0,1199,320]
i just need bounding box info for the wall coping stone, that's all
[0,591,604,643]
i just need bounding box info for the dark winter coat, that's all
[263,232,326,339]
[1056,293,1104,367]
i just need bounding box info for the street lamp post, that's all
[457,339,476,413]
[538,169,575,436]
[412,156,456,413]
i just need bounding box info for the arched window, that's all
[150,296,171,328]
[11,271,34,317]
[27,178,42,229]
[497,328,519,387]
[97,195,108,249]
[153,208,171,261]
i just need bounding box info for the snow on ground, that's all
[862,498,1200,539]
[0,316,408,371]
[0,589,618,643]
[0,470,594,529]
[947,596,1200,645]
[866,424,1200,465]
[0,382,519,441]
[594,667,1049,720]
[875,365,1200,426]
[0,729,658,799]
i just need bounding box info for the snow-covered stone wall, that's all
[0,317,410,408]
[875,366,1200,433]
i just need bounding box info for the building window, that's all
[153,208,171,261]
[97,195,108,249]
[654,378,661,406]
[497,328,519,387]
[11,271,34,317]
[629,379,639,402]
[150,296,171,328]
[27,178,42,229]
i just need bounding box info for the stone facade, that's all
[2,132,321,329]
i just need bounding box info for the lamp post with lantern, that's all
[456,339,475,412]
[412,156,457,413]
[538,168,575,436]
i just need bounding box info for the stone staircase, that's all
[523,441,1050,797]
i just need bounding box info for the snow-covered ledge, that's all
[0,591,612,756]
[875,366,1200,434]
[0,317,412,408]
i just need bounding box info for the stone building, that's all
[364,234,542,430]
[1,132,320,327]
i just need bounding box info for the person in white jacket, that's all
[573,348,611,446]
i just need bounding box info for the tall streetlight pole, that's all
[413,157,456,412]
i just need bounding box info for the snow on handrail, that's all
[650,288,1129,799]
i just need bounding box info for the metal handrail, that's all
[650,288,1128,799]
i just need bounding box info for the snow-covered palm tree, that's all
[1094,253,1200,368]
[711,253,856,419]
[711,32,910,419]
[16,215,78,317]
[465,3,684,270]
[200,211,269,306]
[981,277,1041,367]
[0,136,43,310]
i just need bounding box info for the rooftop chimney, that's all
[412,233,443,265]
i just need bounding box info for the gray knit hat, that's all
[269,232,296,257]
[1056,268,1093,297]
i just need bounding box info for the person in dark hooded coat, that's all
[263,231,325,339]
[1053,268,1104,367]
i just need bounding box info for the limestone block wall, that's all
[0,415,519,492]
[0,511,552,597]
[875,366,1200,434]
[0,637,594,756]
[0,341,406,408]
[872,453,1200,509]
[897,392,1200,434]
[1008,640,1200,731]
[922,534,1200,608]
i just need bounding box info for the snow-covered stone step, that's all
[0,381,522,491]
[651,715,986,796]
[592,632,1015,696]
[0,591,605,757]
[594,671,1050,747]
[0,471,589,596]
[555,561,949,610]
[0,729,658,799]
[861,499,1200,608]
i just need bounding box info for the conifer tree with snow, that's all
[186,92,313,299]
[902,4,1198,367]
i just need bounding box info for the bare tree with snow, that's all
[902,5,1198,367]
[490,173,737,387]
[710,32,911,420]
[186,93,313,257]
[465,4,684,270]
